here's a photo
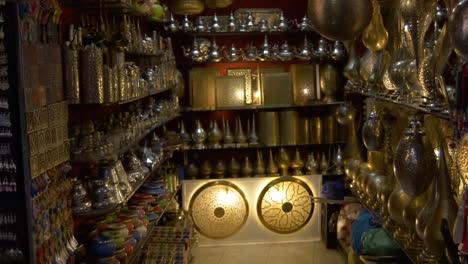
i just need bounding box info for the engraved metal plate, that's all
[190,68,220,110]
[215,76,245,108]
[263,72,293,106]
[257,176,314,234]
[257,66,284,104]
[291,64,317,104]
[227,68,253,104]
[189,181,249,239]
[235,8,283,27]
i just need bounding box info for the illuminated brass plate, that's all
[263,72,293,106]
[291,64,317,104]
[190,68,220,110]
[257,176,314,234]
[215,76,246,108]
[227,68,253,105]
[189,181,249,239]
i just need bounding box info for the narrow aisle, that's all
[191,242,346,264]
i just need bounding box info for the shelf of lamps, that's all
[186,142,346,151]
[182,102,344,112]
[350,189,418,264]
[68,85,175,108]
[71,114,180,163]
[345,87,450,121]
[128,185,181,264]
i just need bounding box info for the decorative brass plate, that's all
[215,76,246,108]
[227,68,253,104]
[190,68,220,110]
[257,176,314,234]
[189,181,249,239]
[263,72,293,106]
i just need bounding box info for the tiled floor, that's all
[191,241,346,264]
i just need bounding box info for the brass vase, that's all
[248,117,259,145]
[278,148,291,176]
[223,118,234,145]
[234,118,247,145]
[213,160,227,179]
[420,143,457,263]
[362,101,384,151]
[241,157,253,178]
[266,149,279,176]
[387,182,412,241]
[402,189,429,251]
[201,160,212,179]
[343,41,361,85]
[361,0,388,51]
[253,151,266,177]
[228,158,240,178]
[208,120,223,148]
[356,163,372,200]
[305,153,319,175]
[366,173,386,210]
[192,120,206,149]
[393,116,436,197]
[319,64,339,103]
[291,149,304,175]
[186,163,199,179]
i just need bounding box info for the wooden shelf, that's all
[183,101,344,112]
[186,142,346,151]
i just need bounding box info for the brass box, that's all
[190,68,220,110]
[215,76,246,108]
[227,68,253,105]
[263,72,293,106]
[291,64,317,105]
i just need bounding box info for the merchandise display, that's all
[0,0,466,263]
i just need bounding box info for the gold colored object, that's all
[279,111,298,145]
[362,0,388,51]
[257,176,314,234]
[234,118,247,145]
[222,118,234,145]
[258,112,280,146]
[319,64,339,103]
[205,0,233,8]
[322,116,336,143]
[402,189,429,251]
[186,163,199,179]
[213,160,227,179]
[172,0,205,15]
[189,181,249,239]
[290,64,317,105]
[309,117,322,144]
[208,121,223,148]
[421,142,457,262]
[291,149,304,175]
[254,150,266,177]
[235,8,283,28]
[215,76,246,108]
[228,158,241,178]
[257,66,285,104]
[278,148,291,176]
[227,68,253,105]
[343,41,361,84]
[307,0,372,41]
[263,72,293,106]
[241,157,253,177]
[297,116,310,144]
[453,135,468,202]
[201,161,212,179]
[387,183,412,241]
[266,149,279,175]
[190,68,219,110]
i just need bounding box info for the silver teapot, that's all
[181,15,193,32]
[331,41,346,61]
[227,12,237,32]
[195,17,208,32]
[165,13,179,32]
[315,38,329,60]
[224,44,242,62]
[296,37,313,61]
[182,38,208,63]
[258,35,271,61]
[297,15,313,31]
[276,11,289,32]
[278,41,294,61]
[211,13,222,32]
[209,39,223,62]
[259,19,269,32]
[246,12,256,32]
[242,43,258,61]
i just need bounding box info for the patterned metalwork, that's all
[189,181,249,239]
[257,176,314,234]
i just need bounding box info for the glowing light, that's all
[216,188,238,205]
